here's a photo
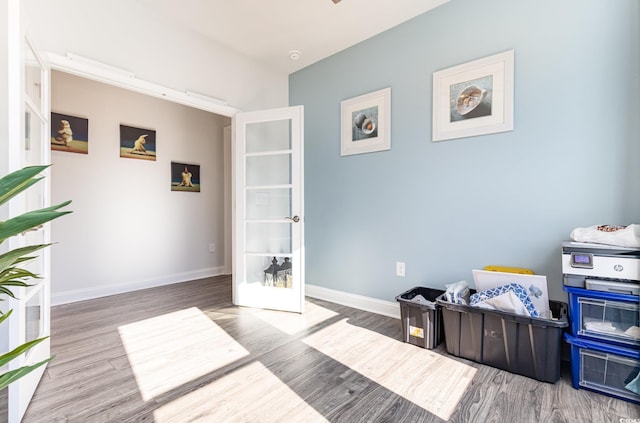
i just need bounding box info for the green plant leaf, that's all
[0,165,49,207]
[0,355,54,391]
[0,265,40,277]
[32,200,72,214]
[0,207,72,244]
[0,309,12,323]
[0,286,19,298]
[0,269,39,286]
[13,256,36,265]
[0,266,39,279]
[0,336,48,369]
[0,265,38,298]
[0,165,71,390]
[0,244,49,275]
[0,279,34,299]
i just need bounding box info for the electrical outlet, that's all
[396,261,405,277]
[209,243,215,253]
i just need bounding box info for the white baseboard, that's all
[51,266,225,306]
[305,284,400,319]
[52,273,401,319]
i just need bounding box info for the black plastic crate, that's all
[436,294,569,382]
[396,287,445,349]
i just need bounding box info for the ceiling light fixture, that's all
[288,50,302,61]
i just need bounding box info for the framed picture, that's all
[340,87,391,156]
[120,124,156,161]
[432,49,514,142]
[51,112,89,154]
[171,161,200,192]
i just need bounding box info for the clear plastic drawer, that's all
[565,286,640,347]
[565,334,640,404]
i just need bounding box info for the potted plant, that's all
[0,165,71,390]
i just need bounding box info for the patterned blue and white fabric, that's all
[470,283,540,318]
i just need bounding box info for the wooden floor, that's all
[21,276,639,422]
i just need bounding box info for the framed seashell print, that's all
[432,50,514,142]
[340,87,391,156]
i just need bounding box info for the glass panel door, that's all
[5,34,51,422]
[233,106,304,313]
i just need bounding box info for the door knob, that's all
[286,215,300,223]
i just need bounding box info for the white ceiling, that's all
[133,0,449,74]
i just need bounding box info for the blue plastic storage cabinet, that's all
[565,286,640,348]
[564,285,640,403]
[564,333,640,404]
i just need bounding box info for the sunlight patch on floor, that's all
[118,307,250,401]
[246,300,339,335]
[153,360,329,423]
[303,318,477,421]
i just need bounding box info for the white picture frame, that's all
[472,269,551,319]
[432,50,514,142]
[340,87,391,156]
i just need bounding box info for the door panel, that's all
[245,118,292,152]
[245,152,292,184]
[5,34,51,422]
[233,106,304,313]
[246,188,292,220]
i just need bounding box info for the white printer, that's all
[562,241,640,295]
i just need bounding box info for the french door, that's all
[2,30,52,423]
[232,106,305,313]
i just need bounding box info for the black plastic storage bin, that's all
[436,294,569,382]
[396,287,445,349]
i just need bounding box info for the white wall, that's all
[23,0,289,112]
[50,71,230,304]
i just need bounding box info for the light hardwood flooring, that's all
[20,276,640,422]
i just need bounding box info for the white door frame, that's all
[3,5,52,418]
[223,125,232,275]
[45,52,238,118]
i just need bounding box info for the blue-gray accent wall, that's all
[290,0,640,302]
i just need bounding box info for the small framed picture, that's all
[432,50,514,142]
[340,87,391,156]
[51,112,89,154]
[171,161,200,192]
[120,124,157,161]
